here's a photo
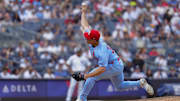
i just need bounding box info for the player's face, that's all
[77,51,82,57]
[86,39,98,47]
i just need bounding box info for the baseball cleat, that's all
[140,78,154,96]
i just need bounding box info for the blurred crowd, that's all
[0,0,179,79]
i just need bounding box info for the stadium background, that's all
[0,0,179,101]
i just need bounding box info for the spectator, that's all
[0,67,11,79]
[172,16,180,35]
[0,12,13,26]
[154,55,168,71]
[18,8,26,21]
[97,0,114,16]
[48,58,56,68]
[124,62,133,76]
[42,28,54,40]
[120,47,132,62]
[122,6,132,21]
[23,66,41,79]
[175,60,180,73]
[149,47,159,57]
[43,6,52,19]
[112,25,124,40]
[131,66,146,79]
[54,59,69,78]
[72,5,81,16]
[40,51,51,60]
[11,12,21,23]
[138,48,148,60]
[55,59,68,70]
[37,41,46,53]
[36,7,44,19]
[153,69,168,79]
[64,24,75,40]
[43,68,55,79]
[132,54,145,72]
[24,5,36,21]
[168,67,178,78]
[146,69,153,78]
[167,54,176,66]
[46,42,58,54]
[57,42,68,55]
[27,50,38,65]
[20,58,31,69]
[15,42,26,52]
[11,68,21,79]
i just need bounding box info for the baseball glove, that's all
[71,72,85,81]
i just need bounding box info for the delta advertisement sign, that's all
[0,80,146,98]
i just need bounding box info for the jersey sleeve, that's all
[97,46,109,68]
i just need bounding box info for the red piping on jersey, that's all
[117,57,121,64]
[109,57,121,64]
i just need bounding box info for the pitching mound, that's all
[128,96,180,101]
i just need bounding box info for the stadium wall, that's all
[0,79,180,101]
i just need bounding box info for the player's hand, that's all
[71,72,85,81]
[81,2,87,13]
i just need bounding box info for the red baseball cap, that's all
[84,29,100,41]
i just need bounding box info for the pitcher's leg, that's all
[79,67,118,101]
[66,77,77,101]
[119,80,140,89]
[79,77,96,101]
[111,73,154,95]
[111,72,140,90]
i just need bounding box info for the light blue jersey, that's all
[88,39,122,69]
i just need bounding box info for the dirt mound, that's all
[130,96,180,101]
